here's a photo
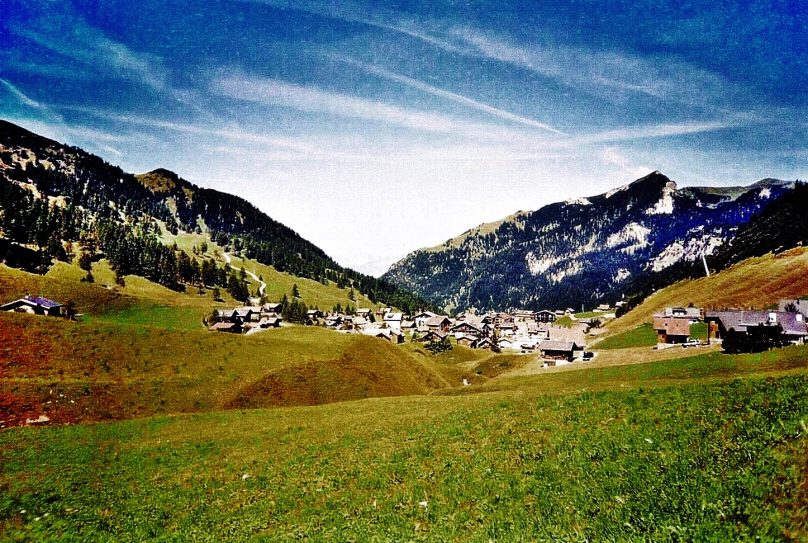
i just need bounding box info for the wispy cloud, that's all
[9,10,167,93]
[330,56,565,135]
[211,72,545,143]
[449,27,732,109]
[0,78,63,122]
[233,0,463,52]
[573,120,737,146]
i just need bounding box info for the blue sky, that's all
[1,0,805,274]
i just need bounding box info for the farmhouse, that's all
[425,315,452,333]
[653,316,691,344]
[706,310,807,345]
[527,323,549,340]
[539,340,582,362]
[1,296,63,317]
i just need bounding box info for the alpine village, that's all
[1,117,807,540]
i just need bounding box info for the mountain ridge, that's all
[0,119,432,312]
[383,171,798,312]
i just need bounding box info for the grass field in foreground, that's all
[0,312,450,426]
[1,372,805,542]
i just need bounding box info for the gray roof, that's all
[540,340,580,352]
[425,316,451,327]
[707,310,807,336]
[25,296,62,308]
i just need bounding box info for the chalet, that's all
[0,296,63,317]
[383,312,403,333]
[653,316,691,344]
[456,336,476,348]
[209,321,243,334]
[745,312,807,344]
[400,319,416,331]
[262,316,281,328]
[356,308,373,319]
[535,310,557,323]
[263,303,282,313]
[232,307,259,322]
[497,322,518,336]
[425,315,452,333]
[539,340,582,362]
[493,312,514,326]
[576,317,601,328]
[706,310,807,344]
[451,321,484,338]
[413,311,438,328]
[479,314,495,325]
[306,309,324,320]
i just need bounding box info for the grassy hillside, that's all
[1,350,805,541]
[609,247,808,335]
[1,233,385,333]
[0,311,451,427]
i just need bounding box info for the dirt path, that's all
[223,252,266,296]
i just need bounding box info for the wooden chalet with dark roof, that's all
[451,321,483,338]
[539,340,582,361]
[535,310,556,323]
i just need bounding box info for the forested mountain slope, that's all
[384,171,797,312]
[0,120,429,312]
